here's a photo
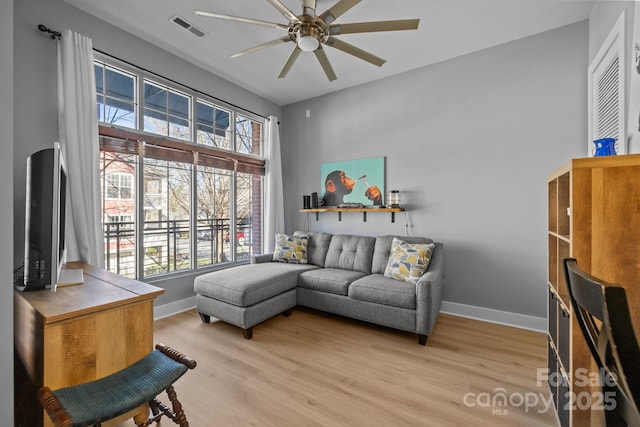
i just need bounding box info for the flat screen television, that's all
[17,142,68,292]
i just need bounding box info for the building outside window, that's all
[105,172,133,199]
[96,55,265,280]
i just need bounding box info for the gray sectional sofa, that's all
[194,232,444,345]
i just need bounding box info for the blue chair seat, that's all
[38,344,196,427]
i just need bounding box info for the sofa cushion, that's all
[371,235,434,274]
[298,268,367,295]
[384,238,435,284]
[194,263,317,307]
[273,233,308,264]
[324,235,376,273]
[295,231,333,267]
[348,274,417,310]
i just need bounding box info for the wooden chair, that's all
[563,258,640,426]
[37,343,196,427]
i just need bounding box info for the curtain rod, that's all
[38,24,61,40]
[37,24,271,121]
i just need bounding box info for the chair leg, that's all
[241,327,253,340]
[136,389,189,427]
[166,384,190,427]
[199,312,210,323]
[418,334,428,346]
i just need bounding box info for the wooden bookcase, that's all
[547,154,640,426]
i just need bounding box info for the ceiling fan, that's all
[195,0,420,81]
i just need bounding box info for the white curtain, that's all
[263,116,285,252]
[57,29,104,267]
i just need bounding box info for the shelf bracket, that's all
[315,212,319,221]
[391,212,396,223]
[338,212,342,221]
[363,212,367,222]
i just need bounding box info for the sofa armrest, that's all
[251,253,273,264]
[415,242,444,336]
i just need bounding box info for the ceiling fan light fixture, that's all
[298,35,320,51]
[296,27,321,52]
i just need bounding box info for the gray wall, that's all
[589,1,635,62]
[1,0,14,424]
[281,21,589,322]
[13,0,281,306]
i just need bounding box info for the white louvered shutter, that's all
[588,12,626,155]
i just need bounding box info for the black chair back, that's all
[563,258,640,427]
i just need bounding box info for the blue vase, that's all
[593,138,616,156]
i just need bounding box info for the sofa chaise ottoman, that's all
[194,262,318,339]
[194,232,444,345]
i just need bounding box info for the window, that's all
[235,114,261,155]
[236,172,261,260]
[105,172,133,199]
[197,100,230,149]
[101,152,137,277]
[96,55,265,280]
[143,157,192,275]
[95,62,137,129]
[107,215,133,234]
[196,165,232,265]
[143,80,191,141]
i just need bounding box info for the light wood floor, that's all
[125,308,557,427]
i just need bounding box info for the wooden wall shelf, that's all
[300,207,404,222]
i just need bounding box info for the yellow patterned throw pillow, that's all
[273,233,308,264]
[384,238,435,284]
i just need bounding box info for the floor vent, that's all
[170,14,207,38]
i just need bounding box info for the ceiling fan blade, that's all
[314,46,337,81]
[319,0,361,25]
[278,47,302,78]
[266,0,299,23]
[232,36,292,58]
[195,11,288,30]
[325,36,385,67]
[302,0,317,18]
[330,19,420,35]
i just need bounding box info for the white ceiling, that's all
[63,0,595,106]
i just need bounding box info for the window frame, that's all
[94,60,138,129]
[142,79,193,141]
[95,53,266,281]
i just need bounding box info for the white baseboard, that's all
[154,296,196,320]
[440,301,546,333]
[153,297,546,332]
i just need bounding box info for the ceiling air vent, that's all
[188,27,206,38]
[170,14,208,38]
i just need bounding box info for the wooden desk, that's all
[14,262,164,427]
